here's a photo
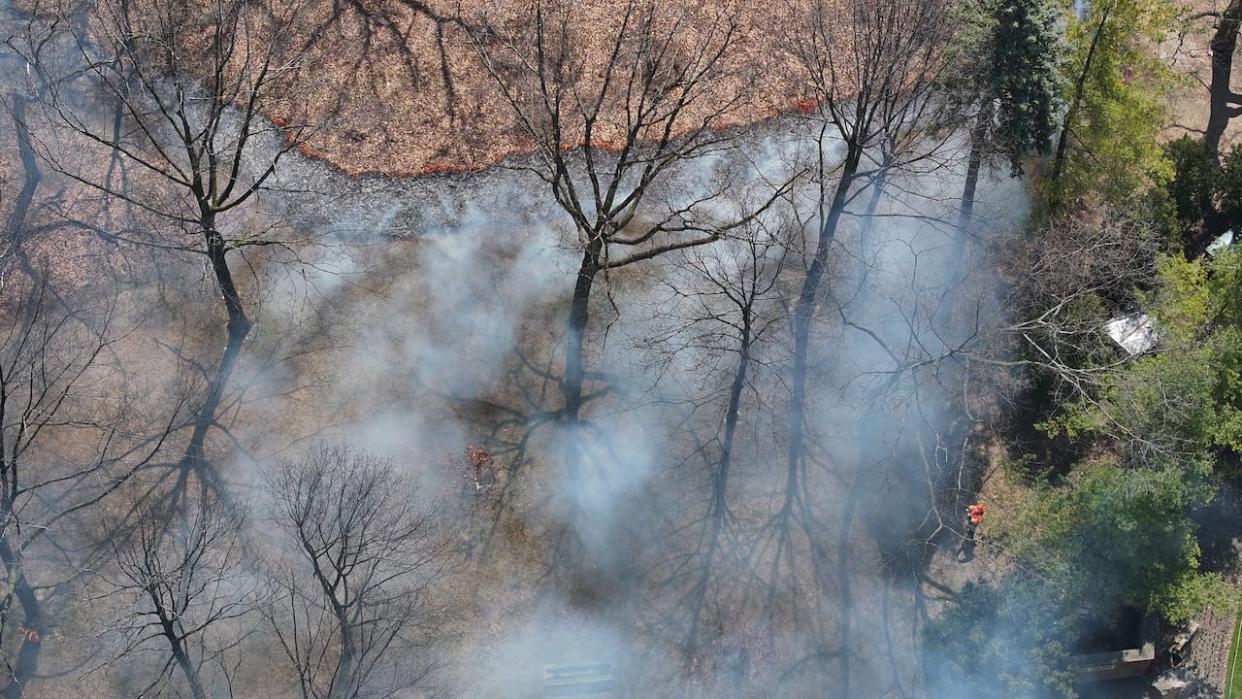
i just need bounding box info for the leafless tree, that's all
[266,445,448,699]
[470,0,784,426]
[101,487,258,699]
[0,274,171,697]
[998,206,1166,468]
[770,0,958,649]
[781,0,957,525]
[466,3,792,586]
[2,93,43,279]
[641,217,791,661]
[1007,210,1156,374]
[20,0,320,493]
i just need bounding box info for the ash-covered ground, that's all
[202,117,1028,696]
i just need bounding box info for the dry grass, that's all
[253,0,809,177]
[1164,0,1242,147]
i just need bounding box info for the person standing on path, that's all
[958,503,986,561]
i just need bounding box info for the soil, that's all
[1166,1,1242,149]
[919,434,1017,619]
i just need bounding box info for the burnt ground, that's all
[223,109,1025,695]
[9,0,1236,692]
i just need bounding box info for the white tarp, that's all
[1105,313,1158,355]
[1207,229,1234,257]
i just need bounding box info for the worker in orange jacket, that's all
[966,503,986,529]
[958,503,986,559]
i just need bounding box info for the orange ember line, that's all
[270,97,819,181]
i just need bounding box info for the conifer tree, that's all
[956,0,1064,225]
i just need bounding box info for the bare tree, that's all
[102,487,258,699]
[466,3,791,586]
[470,0,782,426]
[642,218,790,661]
[777,0,956,579]
[22,0,320,492]
[2,93,43,278]
[0,274,170,698]
[266,445,447,699]
[1203,0,1242,161]
[1001,207,1164,459]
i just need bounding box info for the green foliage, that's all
[1037,396,1108,442]
[948,0,1065,173]
[985,1,1242,684]
[924,579,1079,698]
[1219,146,1242,227]
[991,0,1064,173]
[927,461,1227,696]
[1002,452,1042,481]
[1122,250,1242,457]
[1227,613,1242,699]
[1042,247,1242,465]
[1048,0,1179,204]
[1000,462,1215,622]
[1162,138,1242,238]
[1145,252,1213,340]
[1110,345,1221,451]
[1017,207,1165,442]
[1166,136,1218,224]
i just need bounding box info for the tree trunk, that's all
[561,235,603,422]
[859,143,894,263]
[959,100,993,230]
[163,620,208,699]
[685,310,752,657]
[331,608,354,699]
[553,235,604,580]
[1207,0,1242,161]
[5,93,45,285]
[784,143,863,502]
[832,472,864,699]
[0,113,44,692]
[0,540,41,699]
[180,222,252,476]
[943,100,995,308]
[830,369,902,699]
[5,95,41,245]
[1052,5,1112,183]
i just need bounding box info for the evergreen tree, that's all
[955,0,1064,225]
[990,0,1063,174]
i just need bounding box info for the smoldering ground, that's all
[0,7,1035,690]
[196,120,1028,696]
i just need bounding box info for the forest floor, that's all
[249,0,1241,180]
[246,0,808,177]
[919,435,1018,619]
